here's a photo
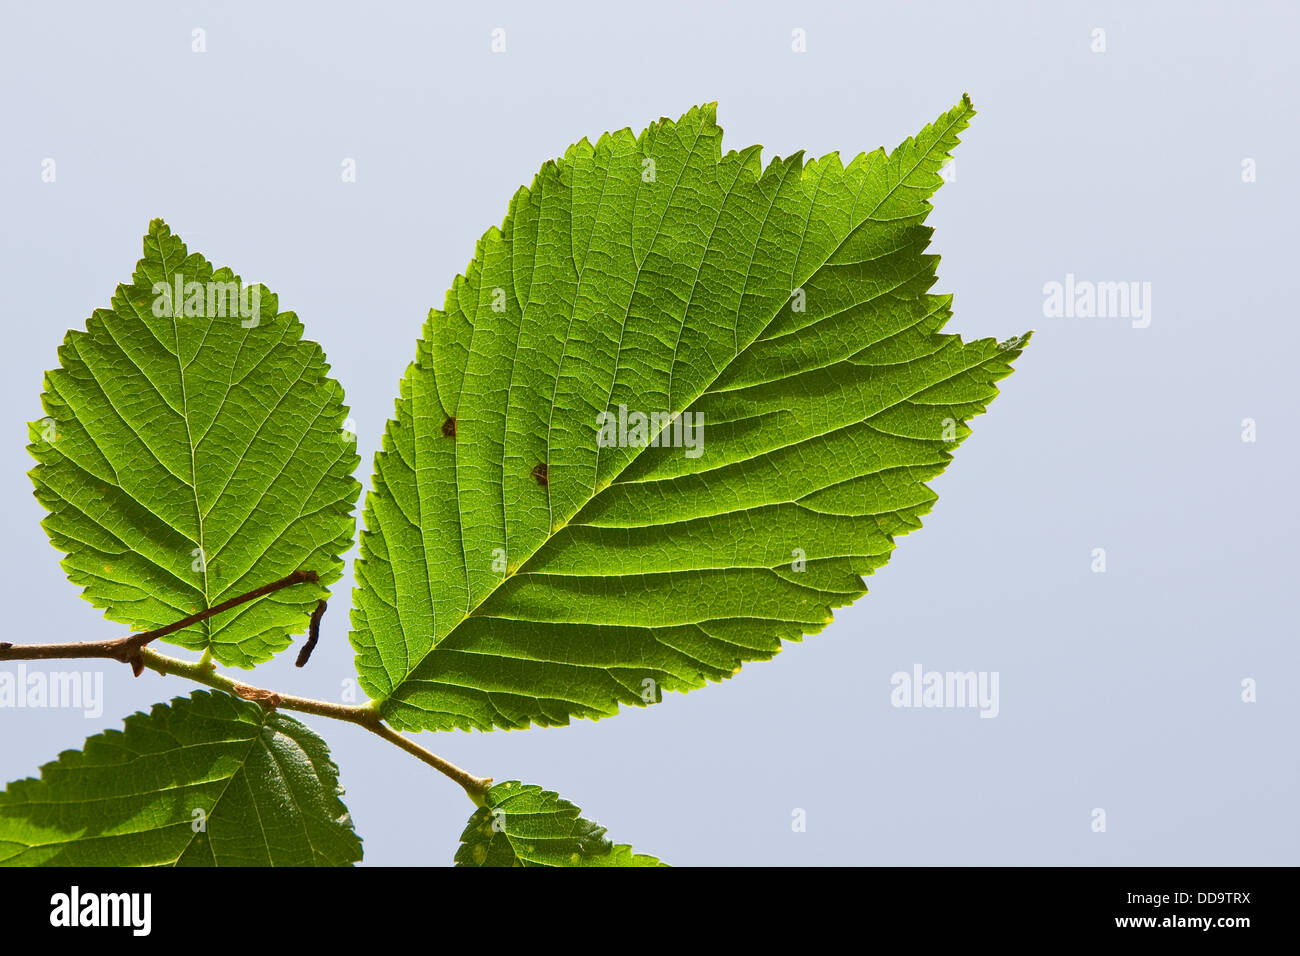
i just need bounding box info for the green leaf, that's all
[455,781,664,867]
[0,690,362,866]
[29,220,360,667]
[352,98,1029,731]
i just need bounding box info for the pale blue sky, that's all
[1,0,1296,865]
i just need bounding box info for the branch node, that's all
[232,682,282,711]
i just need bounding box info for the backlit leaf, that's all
[350,98,1027,730]
[455,781,663,867]
[29,220,360,666]
[0,690,362,866]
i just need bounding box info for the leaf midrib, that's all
[154,234,213,640]
[172,708,273,866]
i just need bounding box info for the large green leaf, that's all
[455,781,663,867]
[352,98,1028,731]
[29,220,360,667]
[0,690,362,866]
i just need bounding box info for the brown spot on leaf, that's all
[442,416,456,438]
[531,463,549,487]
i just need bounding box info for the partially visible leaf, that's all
[351,98,1029,731]
[29,219,360,667]
[0,690,362,866]
[455,781,664,867]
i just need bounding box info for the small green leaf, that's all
[456,781,664,867]
[30,219,360,667]
[0,690,362,866]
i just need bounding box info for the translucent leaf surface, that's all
[455,781,662,867]
[0,690,362,866]
[351,99,1028,730]
[30,220,360,666]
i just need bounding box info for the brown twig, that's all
[0,569,493,801]
[0,569,319,668]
